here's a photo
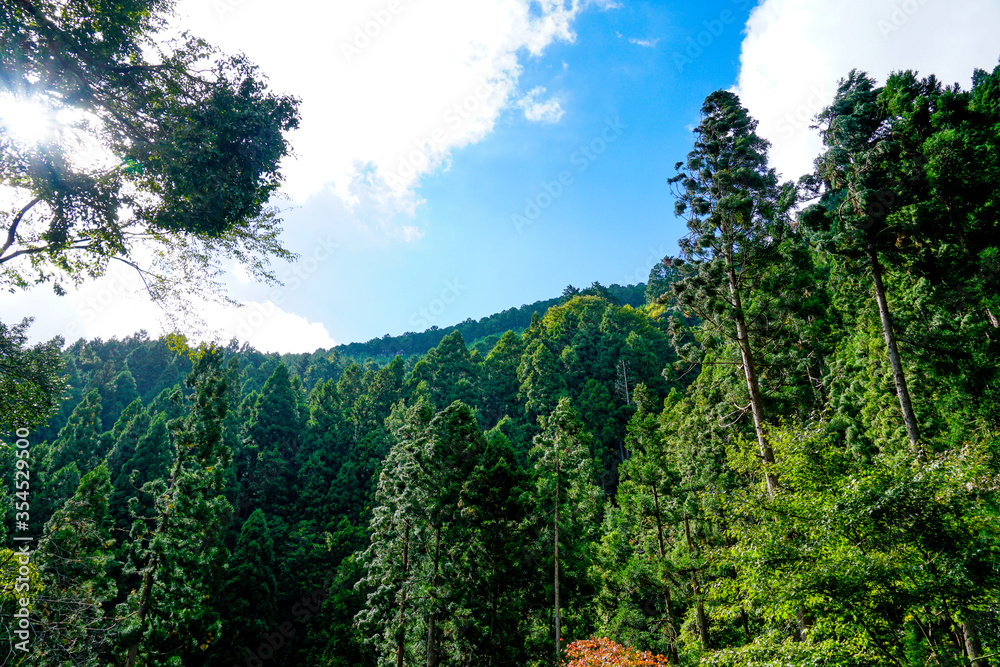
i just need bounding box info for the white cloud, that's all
[517,86,566,123]
[629,37,659,48]
[200,299,338,353]
[1,271,337,354]
[230,263,253,284]
[173,0,608,216]
[734,0,1000,183]
[52,266,161,343]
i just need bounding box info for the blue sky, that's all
[4,0,1000,352]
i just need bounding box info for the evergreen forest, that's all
[2,7,1000,664]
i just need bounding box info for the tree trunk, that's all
[684,513,695,555]
[426,525,441,667]
[396,522,410,667]
[554,451,561,665]
[652,485,666,560]
[727,268,778,496]
[796,609,809,642]
[695,598,709,650]
[867,243,922,456]
[684,513,709,649]
[490,579,498,667]
[124,564,155,667]
[124,450,184,667]
[652,485,679,664]
[963,614,988,667]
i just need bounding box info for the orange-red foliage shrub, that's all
[563,636,671,666]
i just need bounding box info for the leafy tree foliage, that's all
[0,317,66,430]
[564,636,671,666]
[0,0,300,309]
[239,363,303,520]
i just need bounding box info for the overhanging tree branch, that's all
[0,195,42,258]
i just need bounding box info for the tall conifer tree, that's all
[120,349,234,666]
[668,90,805,495]
[33,465,118,666]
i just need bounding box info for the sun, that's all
[0,94,56,145]
[0,94,115,170]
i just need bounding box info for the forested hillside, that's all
[2,63,1000,667]
[4,290,678,666]
[336,282,647,362]
[23,280,649,447]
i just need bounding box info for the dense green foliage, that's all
[1,63,999,667]
[0,284,674,665]
[0,317,66,430]
[337,281,646,362]
[1,0,299,319]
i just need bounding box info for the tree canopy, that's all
[0,0,300,314]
